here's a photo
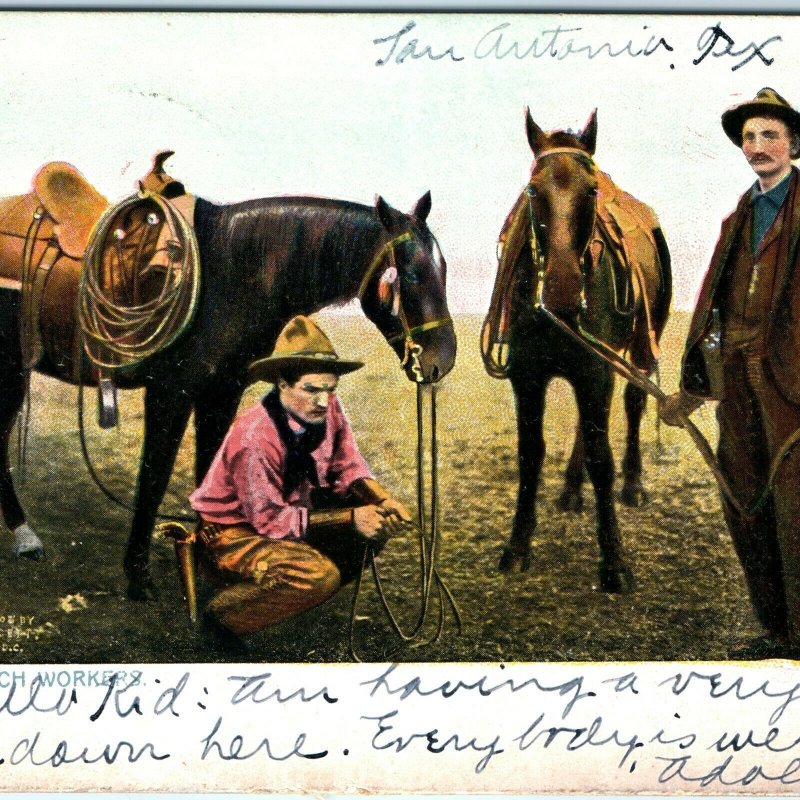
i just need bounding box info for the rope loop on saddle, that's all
[78,191,200,371]
[480,186,540,379]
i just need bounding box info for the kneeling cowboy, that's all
[188,315,411,640]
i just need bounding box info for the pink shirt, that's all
[190,395,372,539]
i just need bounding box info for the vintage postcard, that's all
[0,8,798,794]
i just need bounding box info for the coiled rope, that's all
[79,192,200,371]
[76,191,200,521]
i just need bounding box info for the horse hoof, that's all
[16,546,45,561]
[499,547,531,573]
[13,524,45,560]
[127,577,159,602]
[620,484,649,508]
[598,560,634,593]
[557,489,584,513]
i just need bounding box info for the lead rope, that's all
[537,304,747,517]
[349,378,462,662]
[349,236,460,660]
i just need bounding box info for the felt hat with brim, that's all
[248,315,364,383]
[722,87,800,147]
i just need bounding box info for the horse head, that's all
[359,192,456,383]
[525,107,599,317]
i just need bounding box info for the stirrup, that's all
[97,375,118,428]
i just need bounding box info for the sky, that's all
[0,11,795,311]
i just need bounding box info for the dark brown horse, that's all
[481,109,671,592]
[0,170,456,600]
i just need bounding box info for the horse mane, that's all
[196,196,384,310]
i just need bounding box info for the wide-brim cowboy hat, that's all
[721,87,800,147]
[248,315,364,383]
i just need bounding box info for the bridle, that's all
[357,229,453,383]
[481,145,600,379]
[527,146,597,314]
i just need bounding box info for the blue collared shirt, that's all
[750,170,791,252]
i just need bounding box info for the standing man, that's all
[661,88,800,658]
[190,315,411,647]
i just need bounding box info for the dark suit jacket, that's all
[682,166,800,406]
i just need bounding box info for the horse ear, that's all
[525,107,547,156]
[579,108,598,155]
[376,195,396,231]
[412,190,432,222]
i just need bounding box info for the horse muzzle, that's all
[399,318,456,384]
[540,265,585,317]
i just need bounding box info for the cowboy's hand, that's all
[658,391,702,427]
[378,496,412,524]
[353,505,391,540]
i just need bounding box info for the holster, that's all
[158,522,198,622]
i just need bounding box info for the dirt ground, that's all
[0,311,764,664]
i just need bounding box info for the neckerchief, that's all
[262,389,326,498]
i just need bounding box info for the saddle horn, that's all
[139,150,185,198]
[152,150,176,176]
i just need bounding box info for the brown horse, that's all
[0,160,457,600]
[481,109,672,592]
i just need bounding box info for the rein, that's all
[483,146,773,519]
[521,163,748,515]
[537,303,747,517]
[348,230,461,660]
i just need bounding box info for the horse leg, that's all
[575,367,633,593]
[0,290,43,559]
[620,381,649,507]
[124,382,193,600]
[499,377,546,573]
[558,422,585,512]
[194,376,244,484]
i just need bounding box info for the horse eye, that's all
[402,268,421,285]
[588,187,598,197]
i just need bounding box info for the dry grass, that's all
[1,311,760,663]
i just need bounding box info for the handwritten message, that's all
[0,662,799,792]
[373,20,782,72]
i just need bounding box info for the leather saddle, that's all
[592,171,662,362]
[22,152,192,377]
[33,162,109,259]
[32,150,186,260]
